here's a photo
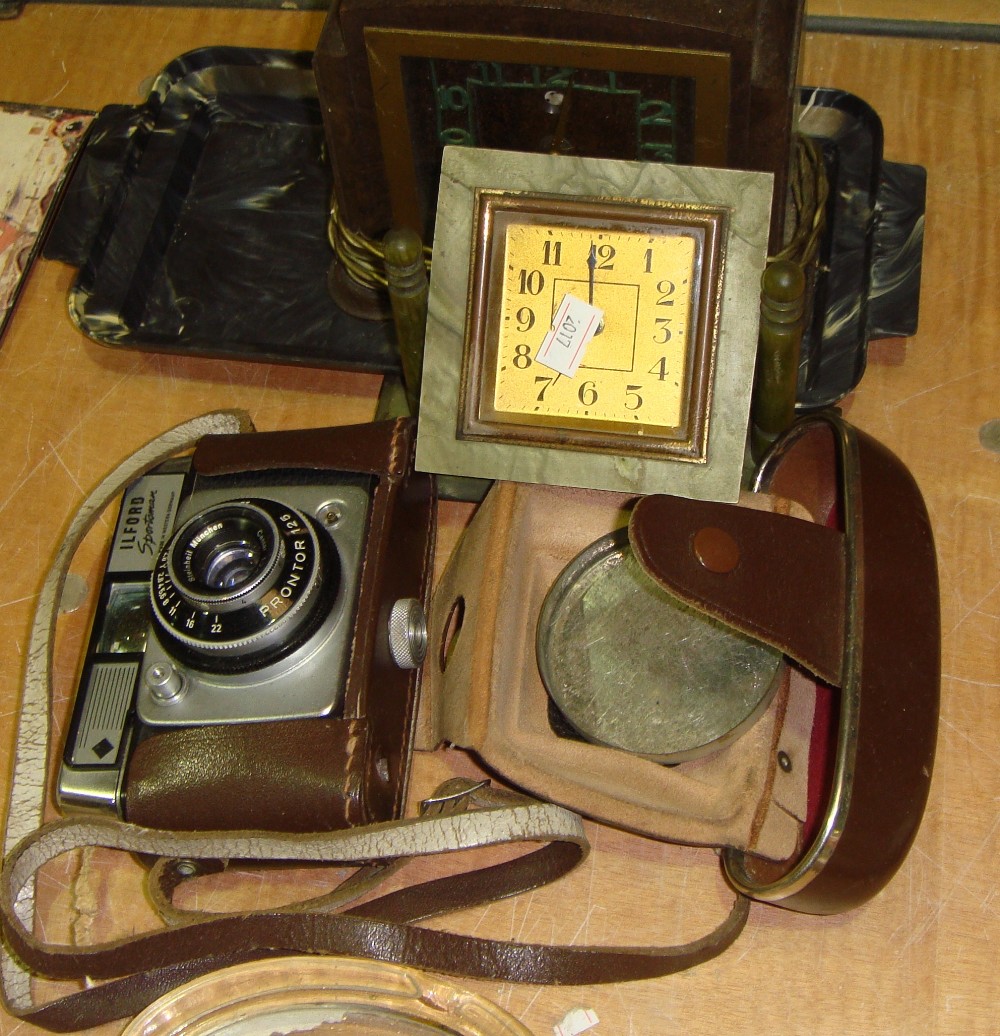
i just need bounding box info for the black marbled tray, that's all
[796,87,926,409]
[43,47,399,373]
[44,53,924,395]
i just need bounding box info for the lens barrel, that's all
[150,500,339,671]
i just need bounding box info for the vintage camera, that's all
[58,420,435,832]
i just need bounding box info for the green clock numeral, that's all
[437,85,469,112]
[639,99,675,128]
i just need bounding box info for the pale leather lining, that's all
[419,480,813,860]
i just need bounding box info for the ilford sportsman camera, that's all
[58,420,435,832]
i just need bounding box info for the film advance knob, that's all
[388,598,427,670]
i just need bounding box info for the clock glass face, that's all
[403,57,698,235]
[490,221,697,434]
[366,29,731,240]
[460,191,727,461]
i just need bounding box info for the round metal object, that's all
[388,597,428,670]
[537,529,783,763]
[150,498,337,671]
[145,662,186,704]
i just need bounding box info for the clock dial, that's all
[400,57,700,239]
[491,222,698,435]
[415,148,773,500]
[458,189,726,462]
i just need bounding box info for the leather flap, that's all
[192,418,416,478]
[628,494,846,687]
[420,481,803,859]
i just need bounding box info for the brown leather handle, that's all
[1,783,749,1031]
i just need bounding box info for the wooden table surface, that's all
[0,5,997,1034]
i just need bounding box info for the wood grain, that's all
[0,6,997,1035]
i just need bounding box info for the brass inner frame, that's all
[458,190,727,462]
[365,27,732,234]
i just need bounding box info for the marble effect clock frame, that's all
[415,147,773,502]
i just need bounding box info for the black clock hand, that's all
[587,243,604,335]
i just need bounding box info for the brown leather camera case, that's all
[418,412,939,914]
[123,418,436,833]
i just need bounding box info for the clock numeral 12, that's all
[594,244,615,270]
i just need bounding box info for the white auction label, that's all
[536,294,604,378]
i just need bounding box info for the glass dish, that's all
[122,957,533,1036]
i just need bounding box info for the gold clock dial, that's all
[492,222,697,435]
[458,189,727,462]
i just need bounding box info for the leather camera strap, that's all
[0,413,749,1031]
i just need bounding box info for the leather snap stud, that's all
[692,526,741,573]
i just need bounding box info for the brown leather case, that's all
[718,413,939,913]
[419,411,939,913]
[124,419,437,832]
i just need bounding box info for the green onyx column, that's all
[751,259,806,462]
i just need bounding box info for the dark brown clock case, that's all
[313,0,805,256]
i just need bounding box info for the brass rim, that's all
[722,412,862,903]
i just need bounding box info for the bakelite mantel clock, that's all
[313,0,804,309]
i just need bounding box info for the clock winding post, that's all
[751,259,806,462]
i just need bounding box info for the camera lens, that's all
[170,506,278,606]
[150,500,340,672]
[187,514,271,593]
[203,545,263,591]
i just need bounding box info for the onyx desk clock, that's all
[414,147,773,501]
